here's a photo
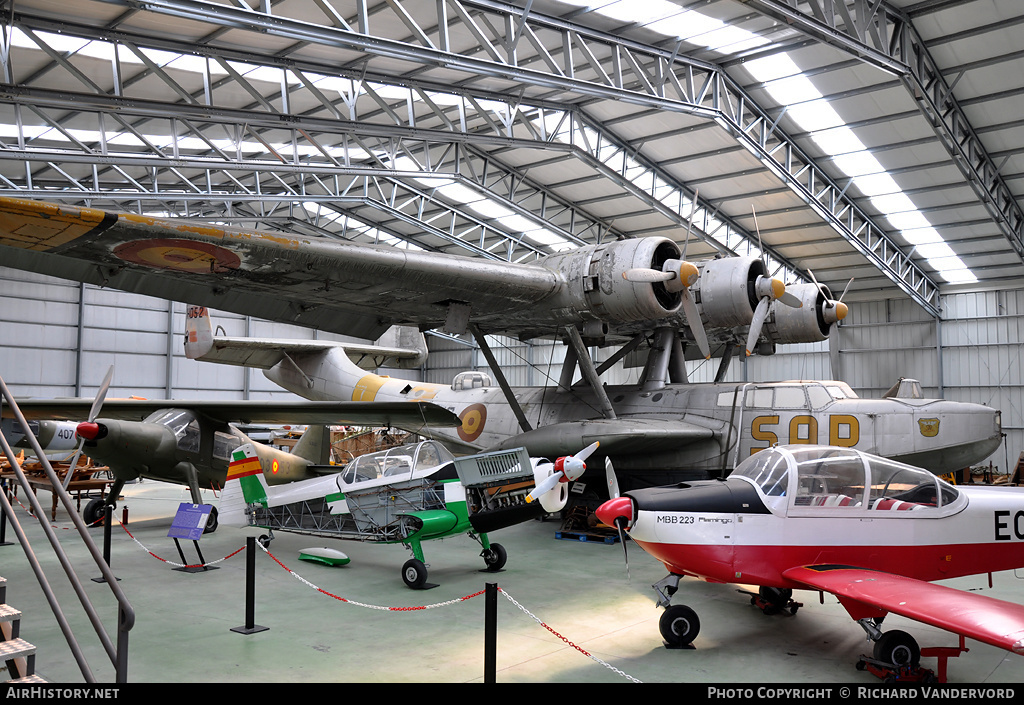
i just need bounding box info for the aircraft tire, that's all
[873,630,920,667]
[402,559,428,589]
[758,586,792,615]
[204,506,218,534]
[482,543,507,572]
[83,498,106,526]
[659,605,700,647]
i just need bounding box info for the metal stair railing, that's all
[0,374,134,682]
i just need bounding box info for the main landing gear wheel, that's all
[659,605,700,648]
[402,558,429,589]
[203,505,218,534]
[757,587,798,615]
[873,630,921,668]
[481,543,507,572]
[83,498,107,526]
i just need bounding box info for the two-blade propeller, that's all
[525,441,600,504]
[62,365,113,490]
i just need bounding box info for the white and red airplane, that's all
[596,444,1024,681]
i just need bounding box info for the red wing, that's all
[783,565,1024,655]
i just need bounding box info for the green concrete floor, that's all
[2,479,1023,684]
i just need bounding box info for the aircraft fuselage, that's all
[262,348,1001,479]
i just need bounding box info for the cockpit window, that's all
[866,455,957,508]
[774,387,806,409]
[791,447,866,508]
[734,445,960,515]
[732,449,789,496]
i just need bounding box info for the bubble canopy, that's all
[730,445,962,514]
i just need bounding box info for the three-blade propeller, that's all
[622,259,710,360]
[63,365,113,490]
[525,441,600,504]
[809,269,852,332]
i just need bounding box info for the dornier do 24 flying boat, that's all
[5,369,461,527]
[595,445,1024,681]
[220,438,599,588]
[0,197,1003,486]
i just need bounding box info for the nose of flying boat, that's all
[596,496,635,529]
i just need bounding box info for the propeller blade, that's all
[778,290,802,308]
[525,470,564,503]
[62,445,85,491]
[680,289,710,359]
[605,457,620,499]
[622,268,675,283]
[64,365,113,490]
[746,296,771,357]
[88,365,114,423]
[574,440,600,463]
[614,516,630,582]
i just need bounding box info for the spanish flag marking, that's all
[227,456,262,481]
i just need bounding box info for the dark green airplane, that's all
[6,396,461,529]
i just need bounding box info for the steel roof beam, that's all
[741,0,1024,265]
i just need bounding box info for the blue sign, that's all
[168,503,213,541]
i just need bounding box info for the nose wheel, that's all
[659,604,700,649]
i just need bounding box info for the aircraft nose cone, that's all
[596,496,634,529]
[76,421,102,440]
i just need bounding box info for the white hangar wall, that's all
[1,266,1020,474]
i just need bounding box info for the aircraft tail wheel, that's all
[402,558,429,589]
[258,534,272,549]
[482,543,507,572]
[873,630,920,667]
[659,604,700,648]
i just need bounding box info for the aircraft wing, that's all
[5,399,462,430]
[194,336,422,370]
[496,417,716,457]
[783,565,1024,655]
[0,197,562,341]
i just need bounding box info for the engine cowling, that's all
[538,237,684,325]
[692,256,767,327]
[764,282,836,344]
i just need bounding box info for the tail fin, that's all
[291,424,332,465]
[184,305,214,359]
[219,443,269,527]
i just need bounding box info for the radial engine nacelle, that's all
[765,281,849,345]
[537,237,687,325]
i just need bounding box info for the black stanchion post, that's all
[484,582,497,683]
[232,536,268,634]
[92,504,119,583]
[0,479,11,546]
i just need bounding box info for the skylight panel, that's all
[785,100,845,132]
[744,55,802,83]
[832,151,884,177]
[764,75,822,105]
[811,127,865,157]
[885,210,931,232]
[598,0,680,25]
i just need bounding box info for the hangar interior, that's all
[1,0,1024,684]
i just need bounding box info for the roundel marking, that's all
[113,239,241,273]
[458,403,487,443]
[271,458,280,475]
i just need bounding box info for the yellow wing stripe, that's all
[0,197,115,252]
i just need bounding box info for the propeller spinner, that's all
[622,259,710,359]
[525,441,600,504]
